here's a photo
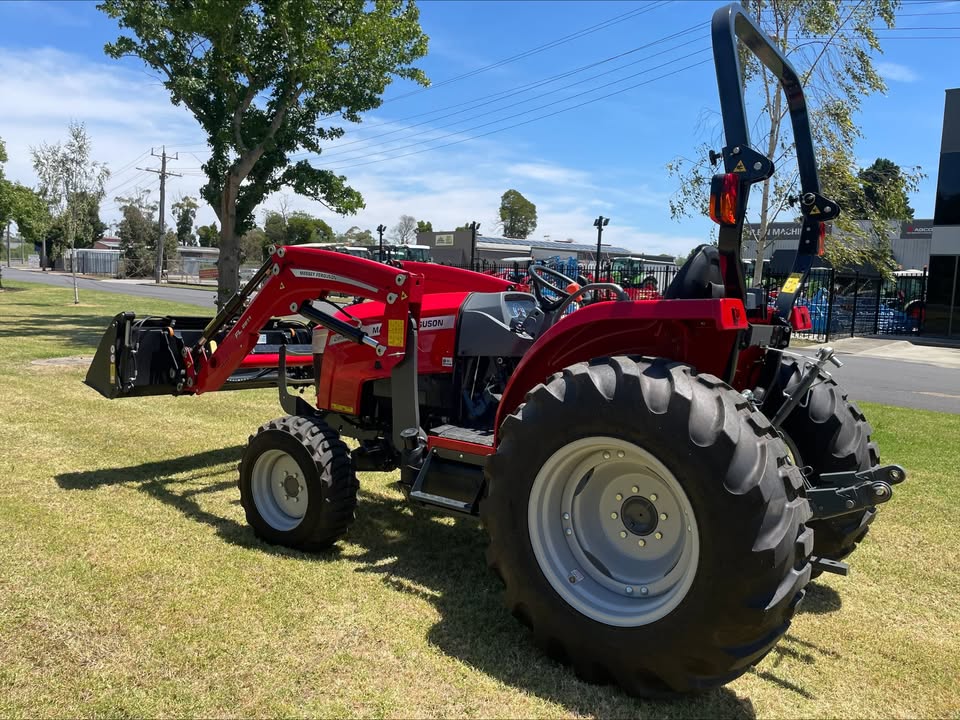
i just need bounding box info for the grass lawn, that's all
[1,279,958,719]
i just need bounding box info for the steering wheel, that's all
[528,264,583,312]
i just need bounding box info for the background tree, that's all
[31,121,109,301]
[43,191,107,260]
[172,195,199,246]
[844,157,919,220]
[390,214,417,244]
[287,212,335,245]
[100,0,428,307]
[197,222,220,248]
[9,184,51,259]
[667,0,906,284]
[338,226,375,245]
[240,227,268,263]
[263,211,287,248]
[116,189,159,277]
[116,189,159,276]
[498,189,537,239]
[415,219,433,234]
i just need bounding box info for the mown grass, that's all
[0,279,958,718]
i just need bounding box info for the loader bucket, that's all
[85,312,196,399]
[85,312,315,399]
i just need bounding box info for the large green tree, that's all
[667,0,907,283]
[99,0,428,307]
[498,189,537,239]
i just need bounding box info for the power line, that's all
[320,56,710,173]
[299,23,709,161]
[318,46,710,170]
[382,1,673,105]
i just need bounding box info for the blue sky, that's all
[0,0,956,255]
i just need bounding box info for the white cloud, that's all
[876,61,918,84]
[0,46,707,256]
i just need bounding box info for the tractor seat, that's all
[664,244,725,300]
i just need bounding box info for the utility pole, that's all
[469,221,480,269]
[593,215,609,281]
[138,146,181,284]
[377,223,386,262]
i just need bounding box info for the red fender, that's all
[493,298,748,442]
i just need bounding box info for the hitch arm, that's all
[807,464,907,521]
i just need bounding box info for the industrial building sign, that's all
[899,221,932,239]
[435,234,454,246]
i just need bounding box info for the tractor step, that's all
[408,429,488,516]
[431,424,495,447]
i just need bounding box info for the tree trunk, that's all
[217,176,241,309]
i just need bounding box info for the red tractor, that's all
[85,5,904,696]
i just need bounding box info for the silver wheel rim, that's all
[251,449,308,531]
[528,436,700,627]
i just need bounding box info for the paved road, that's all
[3,268,216,308]
[5,268,957,413]
[823,355,959,415]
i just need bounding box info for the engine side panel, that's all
[317,292,464,416]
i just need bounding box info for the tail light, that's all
[709,173,739,226]
[817,223,826,255]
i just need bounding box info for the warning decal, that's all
[732,160,747,173]
[809,205,821,215]
[781,274,803,295]
[388,319,405,347]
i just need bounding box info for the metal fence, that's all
[762,269,927,342]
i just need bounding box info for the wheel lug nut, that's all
[619,531,627,539]
[631,486,639,494]
[565,528,572,536]
[615,493,623,501]
[638,539,646,547]
[610,512,618,520]
[625,586,634,595]
[655,532,663,540]
[639,586,649,596]
[617,450,625,458]
[649,493,658,502]
[660,512,668,520]
[562,512,570,520]
[602,451,611,460]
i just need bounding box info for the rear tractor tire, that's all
[239,415,358,551]
[483,357,812,696]
[762,358,879,566]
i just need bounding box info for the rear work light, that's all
[709,173,739,226]
[817,222,826,256]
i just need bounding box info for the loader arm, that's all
[85,247,423,400]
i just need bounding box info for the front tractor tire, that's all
[762,358,879,565]
[239,415,358,551]
[483,357,812,697]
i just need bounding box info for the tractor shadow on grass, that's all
[346,487,759,718]
[54,446,307,556]
[56,446,351,561]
